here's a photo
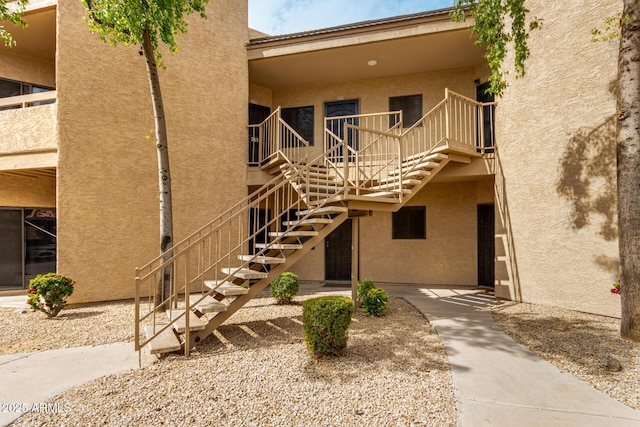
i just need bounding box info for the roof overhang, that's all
[248,8,486,89]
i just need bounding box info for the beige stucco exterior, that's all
[0,2,627,319]
[495,0,621,317]
[52,0,248,302]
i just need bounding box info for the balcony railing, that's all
[0,90,57,110]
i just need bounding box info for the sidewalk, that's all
[384,284,640,427]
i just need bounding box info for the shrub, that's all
[27,273,75,318]
[362,287,389,317]
[302,296,353,357]
[270,271,299,304]
[357,279,375,303]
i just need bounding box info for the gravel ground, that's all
[0,301,134,355]
[11,296,456,427]
[491,300,640,412]
[5,293,640,425]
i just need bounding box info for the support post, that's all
[351,217,359,303]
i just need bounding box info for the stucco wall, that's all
[0,104,57,156]
[495,0,621,316]
[249,83,272,108]
[55,0,248,302]
[290,181,481,285]
[0,174,55,207]
[0,50,55,88]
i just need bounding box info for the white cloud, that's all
[248,0,454,36]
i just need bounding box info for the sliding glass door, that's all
[0,208,56,289]
[0,210,23,288]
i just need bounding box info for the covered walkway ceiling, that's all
[248,10,486,89]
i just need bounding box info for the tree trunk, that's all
[142,28,174,310]
[617,1,640,341]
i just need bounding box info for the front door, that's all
[477,205,495,287]
[325,219,352,281]
[325,100,358,161]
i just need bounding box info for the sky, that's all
[248,0,455,36]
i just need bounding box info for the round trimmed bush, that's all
[270,271,299,304]
[357,279,375,303]
[362,287,389,317]
[302,296,353,357]
[27,273,75,318]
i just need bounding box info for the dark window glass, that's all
[281,105,314,146]
[392,206,426,239]
[0,78,21,98]
[389,94,423,128]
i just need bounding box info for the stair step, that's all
[283,218,333,226]
[189,294,228,313]
[220,268,268,280]
[290,178,337,186]
[386,169,432,178]
[293,183,338,192]
[369,179,422,191]
[205,280,250,296]
[400,160,442,170]
[296,206,348,216]
[144,325,182,354]
[255,243,304,250]
[361,190,410,198]
[269,230,319,237]
[403,152,448,163]
[166,309,207,333]
[238,255,286,264]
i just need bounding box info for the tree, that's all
[616,1,640,341]
[80,0,210,307]
[453,0,640,342]
[0,0,27,46]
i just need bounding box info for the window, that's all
[281,105,314,146]
[392,206,426,239]
[0,78,55,110]
[389,94,423,128]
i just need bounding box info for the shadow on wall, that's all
[494,150,522,302]
[557,115,617,241]
[556,112,619,276]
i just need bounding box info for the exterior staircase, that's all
[135,89,494,356]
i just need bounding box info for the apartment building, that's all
[1,0,621,332]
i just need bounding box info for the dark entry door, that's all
[248,104,271,164]
[476,82,495,151]
[325,100,358,161]
[325,219,352,281]
[477,205,495,287]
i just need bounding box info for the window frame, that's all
[281,105,315,146]
[389,94,423,128]
[392,205,427,240]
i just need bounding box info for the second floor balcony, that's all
[0,90,57,160]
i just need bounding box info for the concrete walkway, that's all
[384,284,640,427]
[2,286,640,426]
[0,343,155,426]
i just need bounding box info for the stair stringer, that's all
[186,209,349,350]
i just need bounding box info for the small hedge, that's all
[27,273,75,318]
[356,279,375,303]
[270,272,299,304]
[361,287,389,317]
[302,296,353,357]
